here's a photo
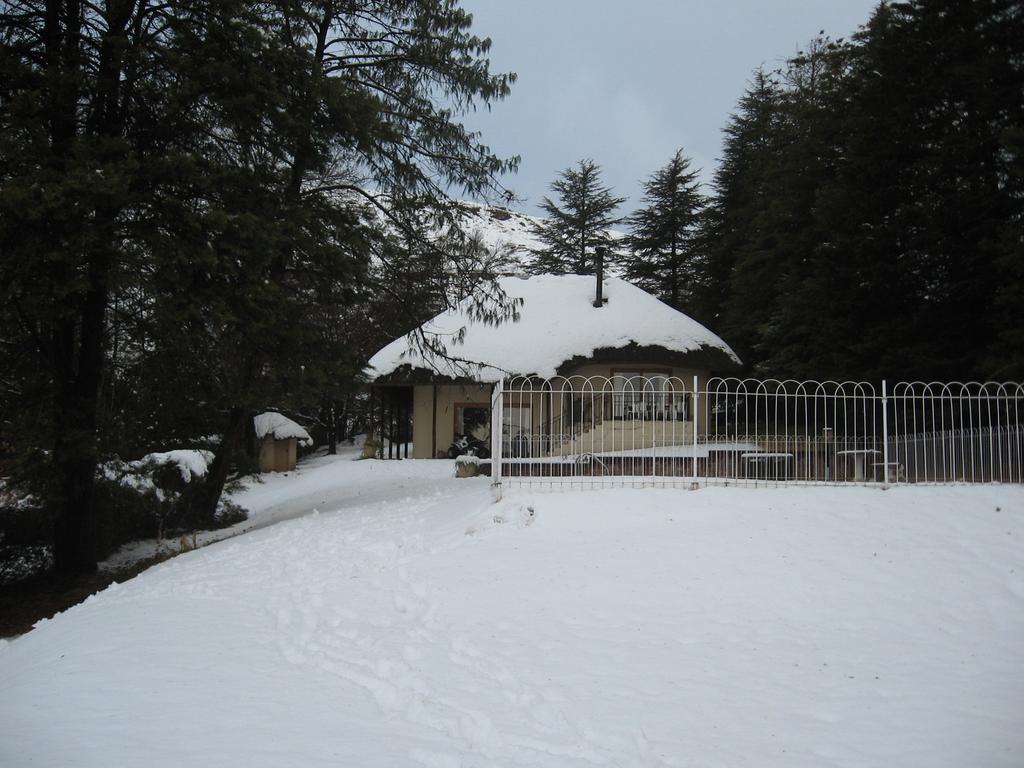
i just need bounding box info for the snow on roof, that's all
[368,274,740,382]
[254,412,313,446]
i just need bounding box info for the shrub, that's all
[0,485,53,585]
[0,543,54,586]
[0,450,249,581]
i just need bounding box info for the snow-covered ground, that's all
[2,454,1022,767]
[100,444,449,569]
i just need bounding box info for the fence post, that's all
[491,378,504,499]
[881,379,890,487]
[692,375,700,483]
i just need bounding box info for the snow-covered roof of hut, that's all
[253,412,313,446]
[368,274,740,382]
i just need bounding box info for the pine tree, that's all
[625,150,706,310]
[796,0,1024,380]
[0,0,519,574]
[530,159,625,275]
[751,36,854,379]
[693,69,787,368]
[882,0,1024,380]
[693,41,851,377]
[160,0,522,523]
[0,0,230,574]
[696,0,1023,380]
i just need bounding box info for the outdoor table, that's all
[835,449,881,481]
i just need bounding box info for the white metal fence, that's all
[490,376,1024,490]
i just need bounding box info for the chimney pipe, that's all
[593,246,607,308]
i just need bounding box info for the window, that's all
[454,404,490,441]
[611,371,690,421]
[502,405,532,457]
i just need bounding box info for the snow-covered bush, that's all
[98,449,245,551]
[213,499,247,528]
[0,543,53,586]
[0,451,247,580]
[360,438,382,459]
[0,482,52,585]
[105,450,214,499]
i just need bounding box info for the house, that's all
[253,411,313,472]
[367,274,741,460]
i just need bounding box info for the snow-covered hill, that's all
[1,458,1021,767]
[357,196,627,276]
[453,201,548,257]
[451,200,628,274]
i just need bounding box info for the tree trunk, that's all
[51,217,118,574]
[194,407,249,524]
[327,398,337,455]
[670,238,679,308]
[286,5,333,196]
[51,413,99,575]
[46,0,136,575]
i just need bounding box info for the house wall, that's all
[406,365,713,460]
[412,386,435,459]
[550,418,697,457]
[566,363,709,430]
[412,383,492,459]
[258,436,297,472]
[505,363,711,435]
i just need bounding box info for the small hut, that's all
[254,412,313,472]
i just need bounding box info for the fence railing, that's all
[490,376,1024,490]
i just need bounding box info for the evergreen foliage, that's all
[1,0,1021,577]
[691,69,785,344]
[625,150,706,311]
[0,0,518,574]
[693,0,1024,381]
[530,159,625,275]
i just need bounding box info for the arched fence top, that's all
[506,374,695,395]
[891,381,1024,399]
[706,377,878,399]
[491,375,1023,489]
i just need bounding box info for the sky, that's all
[458,0,882,217]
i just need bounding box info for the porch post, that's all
[431,385,438,459]
[368,387,378,458]
[404,395,410,459]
